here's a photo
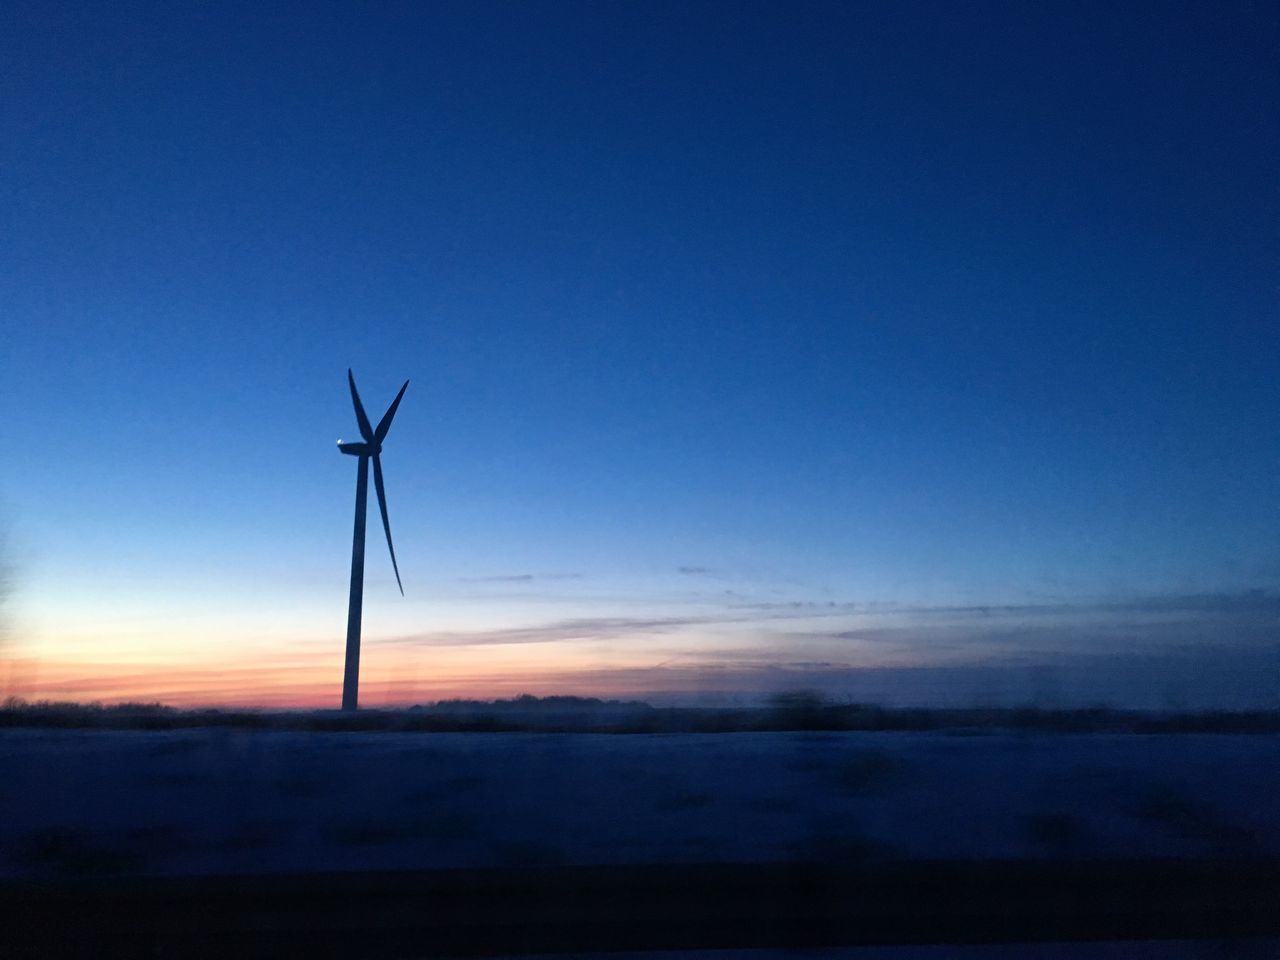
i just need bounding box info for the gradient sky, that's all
[2,1,1277,708]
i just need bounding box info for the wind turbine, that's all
[337,369,409,711]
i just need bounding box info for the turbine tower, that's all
[337,369,409,711]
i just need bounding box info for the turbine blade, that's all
[374,380,410,443]
[372,454,403,596]
[348,369,374,442]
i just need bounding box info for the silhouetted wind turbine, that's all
[337,369,409,711]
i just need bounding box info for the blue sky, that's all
[2,1,1277,707]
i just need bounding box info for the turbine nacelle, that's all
[337,441,380,456]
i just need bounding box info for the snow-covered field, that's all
[2,729,1277,879]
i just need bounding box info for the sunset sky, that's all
[2,1,1277,709]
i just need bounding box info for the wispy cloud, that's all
[780,590,1280,665]
[388,615,716,647]
[458,573,585,584]
[386,588,1280,653]
[731,600,862,612]
[1111,588,1280,615]
[732,589,1280,620]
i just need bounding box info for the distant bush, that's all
[768,690,829,728]
[1,695,1277,735]
[430,694,651,712]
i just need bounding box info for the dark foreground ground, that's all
[5,859,1279,958]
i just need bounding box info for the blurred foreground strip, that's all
[3,858,1279,958]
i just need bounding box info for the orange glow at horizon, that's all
[0,647,763,709]
[1,606,976,709]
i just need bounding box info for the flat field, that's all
[2,728,1276,879]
